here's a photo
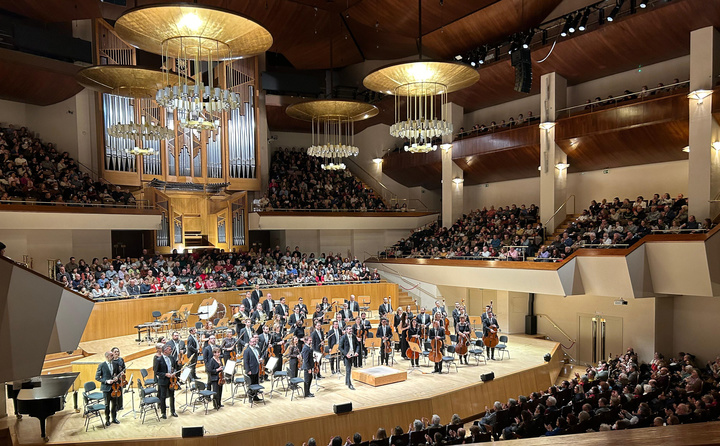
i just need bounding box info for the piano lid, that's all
[17,373,79,400]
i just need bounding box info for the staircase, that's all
[543,213,580,246]
[41,349,87,375]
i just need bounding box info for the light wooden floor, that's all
[4,335,557,445]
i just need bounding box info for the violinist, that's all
[456,315,471,365]
[321,295,332,313]
[243,336,262,402]
[312,304,324,325]
[429,321,446,374]
[376,318,393,366]
[275,297,290,324]
[335,312,347,331]
[288,306,304,326]
[327,320,342,374]
[258,326,272,381]
[311,321,325,378]
[286,336,301,378]
[407,319,422,367]
[296,297,309,318]
[220,329,237,364]
[351,317,365,368]
[111,347,125,410]
[269,323,284,371]
[95,351,120,426]
[153,345,178,418]
[165,331,185,363]
[206,347,224,409]
[251,303,268,332]
[482,309,500,360]
[186,327,199,380]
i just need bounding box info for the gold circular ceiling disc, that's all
[76,66,189,98]
[286,100,379,122]
[114,4,273,59]
[363,61,479,97]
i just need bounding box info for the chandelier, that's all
[108,120,174,140]
[286,100,378,170]
[115,4,272,138]
[362,0,478,152]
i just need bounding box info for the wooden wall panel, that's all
[80,283,399,342]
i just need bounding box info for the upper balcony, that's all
[250,210,439,231]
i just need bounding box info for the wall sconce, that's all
[372,157,383,164]
[441,143,453,151]
[555,162,570,171]
[539,121,556,130]
[682,146,690,153]
[687,89,713,104]
[452,177,464,184]
[712,142,720,152]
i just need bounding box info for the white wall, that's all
[283,228,409,261]
[464,177,541,211]
[463,95,540,130]
[0,99,29,128]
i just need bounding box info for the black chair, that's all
[409,429,427,445]
[390,433,409,446]
[189,381,216,415]
[140,368,156,388]
[83,382,104,405]
[138,381,161,424]
[82,393,106,431]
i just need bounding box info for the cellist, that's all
[482,309,500,360]
[407,318,422,368]
[428,320,445,373]
[456,315,471,365]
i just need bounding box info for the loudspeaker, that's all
[334,402,353,414]
[481,372,495,382]
[182,426,204,438]
[514,64,532,93]
[510,48,531,66]
[525,315,537,335]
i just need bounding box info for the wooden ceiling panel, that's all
[1,0,101,22]
[454,144,540,185]
[382,149,442,190]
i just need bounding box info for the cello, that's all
[455,331,469,356]
[429,337,444,363]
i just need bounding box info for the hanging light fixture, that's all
[363,0,478,153]
[286,100,379,170]
[114,4,272,140]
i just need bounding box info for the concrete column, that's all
[539,73,569,233]
[442,102,464,228]
[688,27,720,220]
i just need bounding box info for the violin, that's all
[384,337,392,355]
[217,365,226,386]
[169,373,180,391]
[229,350,237,361]
[259,358,265,379]
[111,380,122,398]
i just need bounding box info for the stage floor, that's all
[4,335,558,445]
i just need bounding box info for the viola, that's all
[384,337,392,355]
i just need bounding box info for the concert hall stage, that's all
[2,335,561,446]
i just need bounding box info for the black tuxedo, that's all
[153,354,177,415]
[297,303,309,316]
[341,308,353,321]
[95,360,119,422]
[376,324,393,365]
[275,303,289,322]
[251,289,263,308]
[239,326,255,349]
[262,298,275,317]
[416,313,431,327]
[301,344,314,396]
[242,297,254,314]
[347,300,360,313]
[205,356,223,408]
[186,334,199,379]
[482,316,500,359]
[378,302,393,317]
[339,333,360,387]
[288,313,304,326]
[165,339,184,361]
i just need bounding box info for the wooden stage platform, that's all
[3,335,562,446]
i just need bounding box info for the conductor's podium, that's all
[351,366,407,387]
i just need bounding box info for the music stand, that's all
[312,351,325,391]
[221,360,237,404]
[328,344,342,378]
[407,342,423,374]
[470,317,482,331]
[121,373,136,419]
[265,357,281,397]
[303,318,314,328]
[178,367,194,413]
[365,337,382,366]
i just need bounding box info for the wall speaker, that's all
[525,315,537,335]
[334,402,353,414]
[481,372,495,382]
[514,64,532,93]
[182,426,204,438]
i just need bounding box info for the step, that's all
[43,354,85,369]
[41,364,74,375]
[44,348,83,361]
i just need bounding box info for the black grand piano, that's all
[12,372,79,441]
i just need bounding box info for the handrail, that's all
[543,194,575,230]
[557,80,690,114]
[536,313,575,346]
[395,198,432,212]
[0,199,155,210]
[373,262,437,301]
[344,156,398,204]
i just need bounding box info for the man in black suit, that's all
[296,297,309,317]
[111,347,125,410]
[339,326,359,390]
[153,345,178,418]
[238,319,255,351]
[351,317,365,368]
[250,284,263,309]
[311,321,325,378]
[275,297,290,324]
[378,297,393,318]
[327,320,342,374]
[429,321,446,374]
[95,351,120,426]
[288,307,304,326]
[301,336,315,397]
[340,302,353,321]
[165,331,184,362]
[482,310,500,360]
[376,318,393,366]
[202,335,218,386]
[243,336,262,402]
[416,307,432,329]
[241,291,254,315]
[186,327,199,379]
[346,294,360,313]
[262,292,275,319]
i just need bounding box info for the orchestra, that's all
[92,293,495,422]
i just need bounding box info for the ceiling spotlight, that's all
[568,14,577,33]
[607,0,624,22]
[523,30,535,49]
[470,61,476,67]
[560,19,570,37]
[556,162,570,171]
[452,177,464,184]
[372,157,383,164]
[639,0,648,7]
[578,9,590,31]
[682,146,690,153]
[455,55,463,61]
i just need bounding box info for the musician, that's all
[312,304,324,324]
[275,297,290,324]
[243,337,262,402]
[432,300,446,317]
[376,318,393,366]
[429,321,446,373]
[407,319,422,367]
[311,322,325,378]
[327,320,342,374]
[201,321,215,348]
[111,347,125,410]
[456,315,471,365]
[321,296,332,313]
[262,292,275,319]
[165,331,185,362]
[405,304,414,322]
[340,302,353,321]
[258,326,273,368]
[239,319,255,351]
[153,345,178,418]
[288,306,304,326]
[286,336,301,378]
[301,337,315,397]
[378,296,393,318]
[335,312,347,331]
[399,312,409,360]
[452,302,462,328]
[202,336,218,382]
[233,303,250,334]
[96,351,120,426]
[292,319,306,349]
[186,327,200,380]
[241,291,254,315]
[482,310,500,360]
[251,303,268,331]
[416,307,432,331]
[250,284,263,309]
[205,347,224,409]
[433,312,445,328]
[339,326,359,390]
[269,323,284,373]
[346,294,360,313]
[457,307,470,334]
[480,305,492,325]
[220,329,237,364]
[296,297,309,317]
[351,317,365,368]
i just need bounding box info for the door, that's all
[578,314,623,365]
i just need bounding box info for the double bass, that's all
[483,324,499,348]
